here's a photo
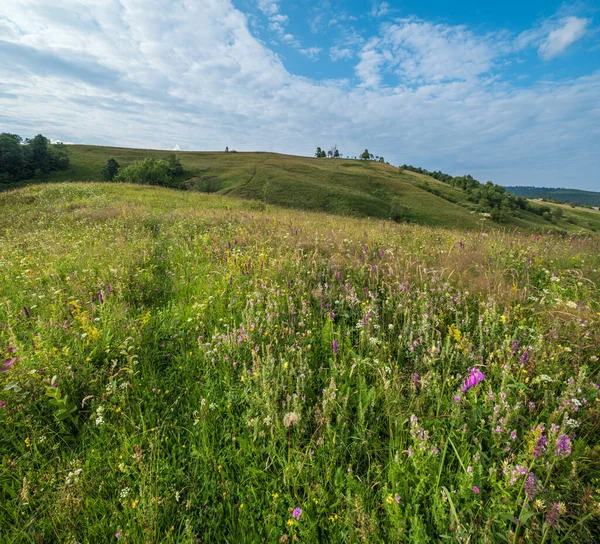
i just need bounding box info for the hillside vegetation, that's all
[17,144,600,234]
[0,183,599,542]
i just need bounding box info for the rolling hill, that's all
[13,144,600,233]
[505,186,600,207]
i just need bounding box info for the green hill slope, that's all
[19,144,600,233]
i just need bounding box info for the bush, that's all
[115,156,184,186]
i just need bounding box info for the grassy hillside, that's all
[506,186,600,207]
[0,183,599,542]
[18,144,600,234]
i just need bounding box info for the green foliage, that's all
[115,156,184,186]
[0,132,69,182]
[0,182,599,542]
[101,158,120,181]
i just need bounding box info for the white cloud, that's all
[538,17,589,60]
[0,1,598,189]
[378,19,498,83]
[371,2,390,18]
[299,47,322,60]
[330,46,353,61]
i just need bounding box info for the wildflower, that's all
[332,339,339,356]
[545,502,565,528]
[533,425,547,457]
[395,494,401,503]
[283,412,299,428]
[519,350,530,365]
[115,531,121,540]
[472,486,480,494]
[292,507,302,520]
[98,291,104,304]
[462,367,485,393]
[554,434,572,457]
[23,306,30,318]
[525,472,537,500]
[453,395,461,402]
[1,358,16,373]
[412,373,420,388]
[386,494,394,504]
[0,401,5,408]
[287,519,295,527]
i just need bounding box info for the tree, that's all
[225,146,229,153]
[26,134,50,174]
[378,156,385,163]
[116,158,174,186]
[360,149,370,160]
[48,143,70,172]
[0,133,24,182]
[334,149,340,158]
[101,158,120,181]
[327,150,333,158]
[315,147,323,158]
[165,154,184,176]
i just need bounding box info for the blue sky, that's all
[0,1,599,190]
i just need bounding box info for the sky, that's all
[0,1,599,190]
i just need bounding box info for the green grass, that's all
[0,183,599,542]
[9,144,600,234]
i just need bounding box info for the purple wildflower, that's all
[533,426,547,458]
[462,367,485,393]
[524,472,537,500]
[0,401,6,408]
[292,507,302,520]
[412,373,420,388]
[453,395,461,403]
[23,306,30,318]
[394,494,401,503]
[519,350,530,365]
[545,503,562,528]
[332,339,339,356]
[1,358,16,374]
[472,486,480,494]
[115,531,121,540]
[554,434,572,458]
[98,291,104,304]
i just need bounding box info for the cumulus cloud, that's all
[538,17,589,60]
[0,0,598,189]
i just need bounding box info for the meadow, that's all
[0,183,599,542]
[15,144,600,235]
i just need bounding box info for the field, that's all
[1,183,599,542]
[14,144,600,234]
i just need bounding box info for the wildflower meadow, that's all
[0,183,599,542]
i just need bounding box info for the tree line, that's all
[400,164,565,223]
[314,146,385,162]
[0,133,70,182]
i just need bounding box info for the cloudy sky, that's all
[1,0,599,189]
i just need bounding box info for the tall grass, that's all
[1,183,599,542]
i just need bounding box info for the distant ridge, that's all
[506,186,600,207]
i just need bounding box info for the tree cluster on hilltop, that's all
[0,133,70,182]
[315,145,341,158]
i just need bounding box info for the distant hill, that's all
[7,144,600,234]
[506,186,600,207]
